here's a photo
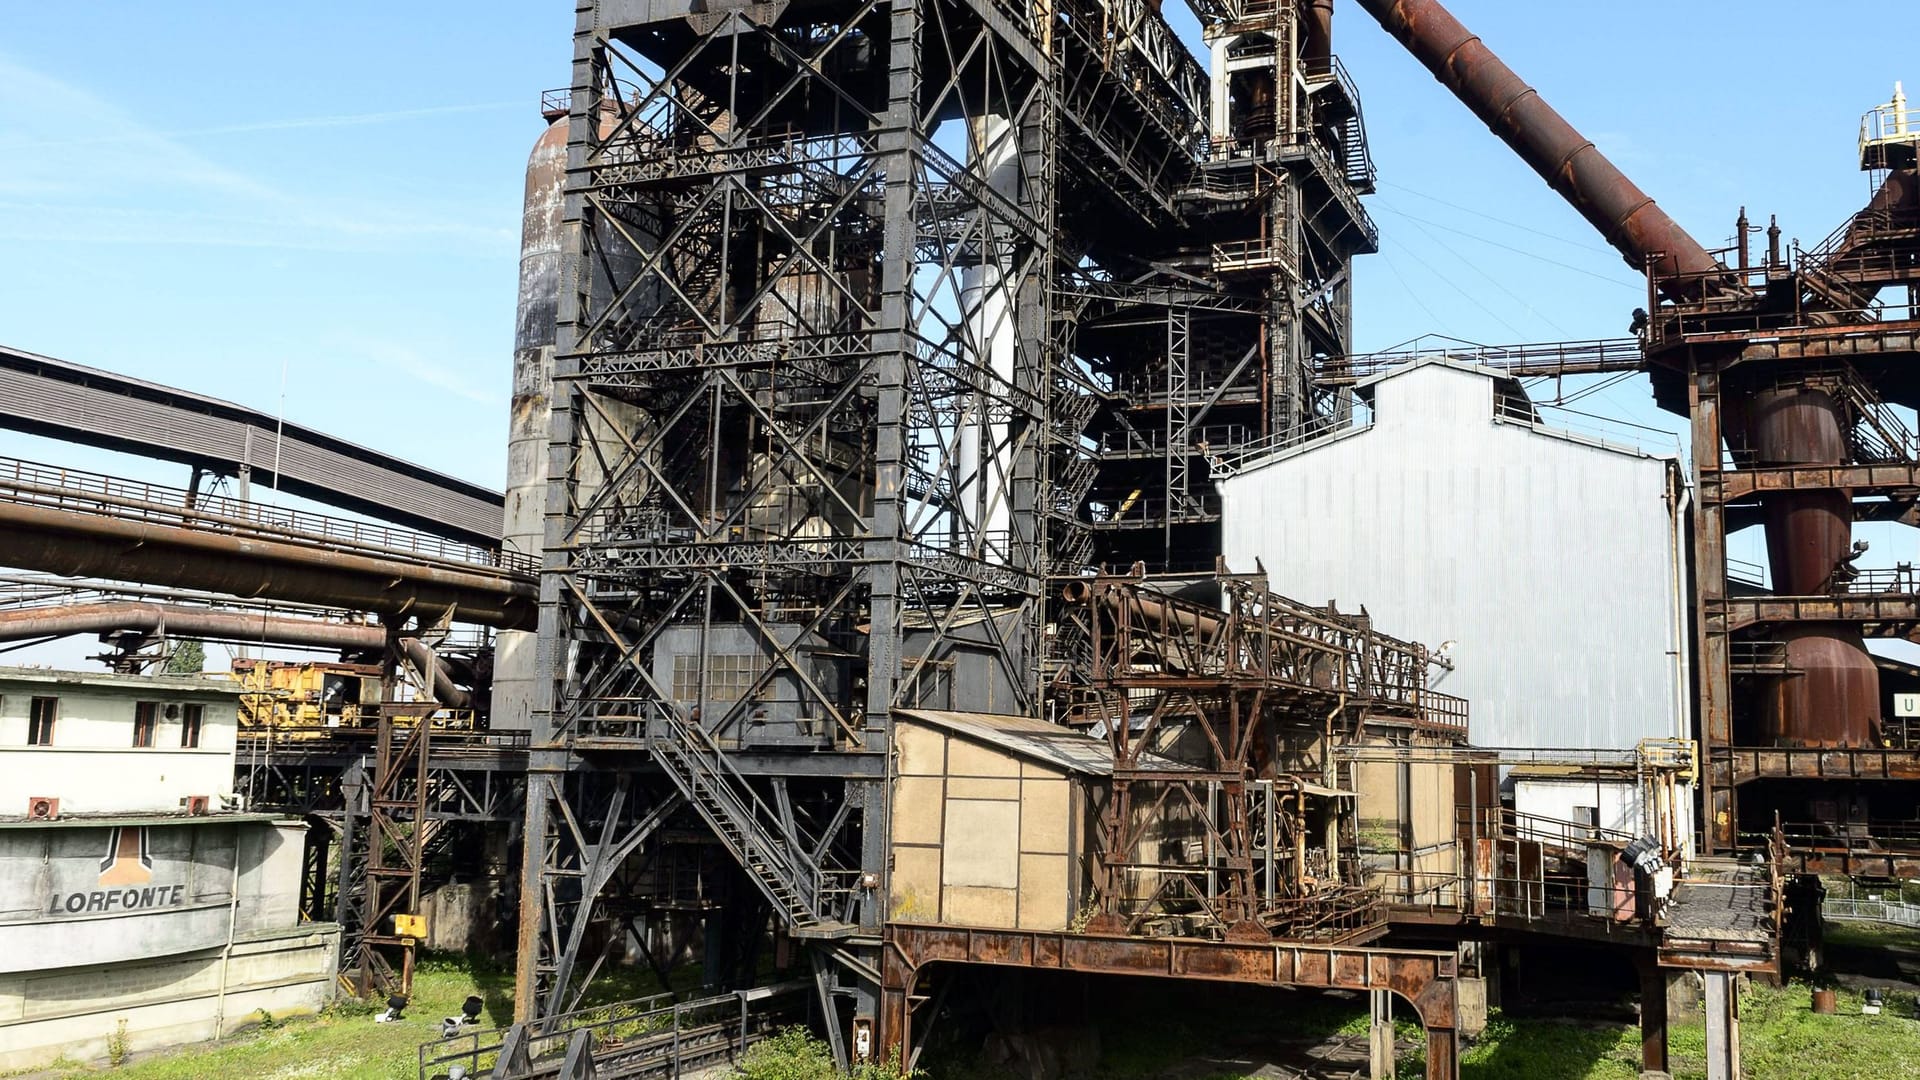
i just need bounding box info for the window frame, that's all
[27,696,56,746]
[132,701,159,748]
[180,703,204,749]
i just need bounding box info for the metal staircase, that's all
[644,706,853,937]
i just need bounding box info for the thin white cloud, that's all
[10,101,520,148]
[348,339,504,406]
[0,54,512,255]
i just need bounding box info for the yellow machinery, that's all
[225,658,382,729]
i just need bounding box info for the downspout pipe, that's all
[1354,0,1724,295]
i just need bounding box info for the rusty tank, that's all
[1745,387,1881,747]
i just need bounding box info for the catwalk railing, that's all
[1824,897,1920,929]
[0,454,533,575]
[419,982,808,1080]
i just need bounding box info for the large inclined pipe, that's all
[1354,0,1721,291]
[0,601,473,708]
[1357,0,1876,746]
[0,501,537,631]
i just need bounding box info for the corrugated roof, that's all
[897,709,1201,777]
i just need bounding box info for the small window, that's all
[180,704,204,749]
[28,697,56,746]
[133,701,158,748]
[672,653,765,704]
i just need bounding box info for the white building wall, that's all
[1219,362,1689,752]
[0,670,241,815]
[0,923,339,1073]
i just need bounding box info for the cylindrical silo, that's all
[491,101,569,731]
[1746,387,1881,747]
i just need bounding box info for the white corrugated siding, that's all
[1220,361,1688,751]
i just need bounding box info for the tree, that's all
[165,639,206,674]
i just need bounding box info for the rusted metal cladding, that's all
[1749,389,1849,594]
[494,115,569,731]
[1766,627,1881,748]
[506,116,567,566]
[1760,488,1853,597]
[1863,167,1919,222]
[1744,387,1881,746]
[1302,0,1335,66]
[1354,0,1719,286]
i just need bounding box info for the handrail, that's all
[0,455,532,576]
[645,706,837,924]
[417,982,808,1080]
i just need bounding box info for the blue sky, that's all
[0,2,1912,663]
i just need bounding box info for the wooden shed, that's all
[889,709,1114,931]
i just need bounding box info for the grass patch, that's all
[33,951,680,1080]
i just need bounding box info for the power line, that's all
[1377,252,1446,330]
[1379,180,1618,257]
[1384,230,1532,339]
[1371,204,1645,291]
[1384,201,1574,338]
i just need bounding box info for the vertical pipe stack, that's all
[493,106,569,731]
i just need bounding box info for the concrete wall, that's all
[0,820,302,972]
[0,923,338,1072]
[1220,362,1690,752]
[0,670,240,815]
[890,720,1085,931]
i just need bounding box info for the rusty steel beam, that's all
[1355,0,1720,290]
[1721,463,1920,500]
[1788,850,1920,879]
[1716,594,1920,634]
[1726,746,1920,784]
[0,500,536,630]
[882,924,1459,1079]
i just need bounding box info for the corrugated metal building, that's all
[1218,359,1690,753]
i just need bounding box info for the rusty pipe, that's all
[0,600,473,707]
[0,500,537,630]
[1062,580,1227,638]
[1302,0,1335,67]
[1355,0,1721,291]
[0,601,385,652]
[399,637,474,710]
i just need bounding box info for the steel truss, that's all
[1049,0,1379,572]
[1054,570,1461,942]
[519,0,1054,1039]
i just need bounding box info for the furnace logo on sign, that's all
[47,827,187,916]
[99,826,153,886]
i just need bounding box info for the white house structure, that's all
[0,667,337,1072]
[1217,360,1694,846]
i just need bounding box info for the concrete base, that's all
[0,923,339,1073]
[1369,989,1395,1080]
[1665,970,1702,1021]
[1455,976,1488,1038]
[424,881,503,953]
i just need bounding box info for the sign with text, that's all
[45,826,189,915]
